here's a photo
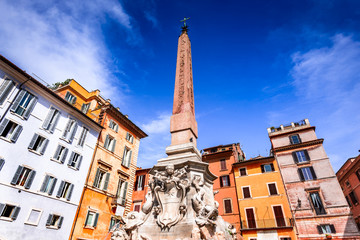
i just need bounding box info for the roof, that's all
[233,156,274,167]
[0,55,103,130]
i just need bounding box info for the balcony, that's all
[241,218,293,230]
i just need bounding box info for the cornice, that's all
[272,139,324,153]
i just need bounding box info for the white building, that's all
[0,55,102,240]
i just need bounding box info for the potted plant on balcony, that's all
[325,234,332,239]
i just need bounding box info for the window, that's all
[67,152,83,170]
[28,134,49,155]
[317,224,336,234]
[220,159,227,170]
[261,163,274,173]
[267,183,278,195]
[239,168,247,176]
[224,199,232,213]
[346,196,352,207]
[126,132,134,143]
[81,103,90,114]
[64,91,76,104]
[78,127,89,147]
[309,192,326,215]
[273,205,286,227]
[0,119,22,142]
[10,90,37,119]
[85,210,99,228]
[356,169,360,182]
[135,175,145,191]
[289,134,301,144]
[104,134,116,152]
[52,145,68,163]
[245,208,256,228]
[42,107,60,133]
[46,214,63,229]
[0,158,4,171]
[280,238,291,240]
[11,166,36,189]
[109,119,119,132]
[0,204,20,220]
[25,209,42,225]
[56,181,74,200]
[40,175,57,195]
[62,118,78,143]
[220,175,230,187]
[122,147,132,167]
[345,181,351,188]
[242,186,251,198]
[93,168,110,190]
[298,167,317,181]
[292,150,310,163]
[116,179,128,206]
[109,216,121,231]
[133,203,141,212]
[0,78,15,105]
[349,191,359,205]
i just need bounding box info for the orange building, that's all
[53,80,147,240]
[130,167,151,212]
[233,156,296,240]
[202,143,244,232]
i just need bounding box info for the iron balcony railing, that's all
[241,218,293,230]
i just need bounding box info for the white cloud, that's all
[141,113,171,134]
[288,34,360,170]
[0,0,137,103]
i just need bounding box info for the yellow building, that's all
[53,80,147,240]
[233,156,296,240]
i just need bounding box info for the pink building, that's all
[336,154,360,230]
[268,119,359,239]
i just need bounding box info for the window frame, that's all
[298,166,317,181]
[0,77,15,106]
[62,118,78,143]
[122,147,132,168]
[0,203,21,221]
[64,91,76,104]
[24,208,42,226]
[56,181,74,201]
[93,168,110,191]
[42,106,61,133]
[309,191,326,215]
[317,224,336,234]
[67,151,83,170]
[245,207,256,229]
[261,163,275,173]
[223,198,233,214]
[133,202,142,212]
[51,144,68,164]
[11,165,36,189]
[267,182,279,196]
[242,186,252,199]
[289,134,301,144]
[116,178,128,206]
[292,150,310,164]
[108,119,119,132]
[28,133,49,155]
[84,210,99,228]
[46,214,64,229]
[77,126,89,147]
[220,159,227,170]
[40,174,57,196]
[239,167,247,176]
[0,118,23,143]
[271,204,286,227]
[81,103,90,114]
[135,175,145,191]
[104,134,116,152]
[220,175,230,187]
[10,89,37,119]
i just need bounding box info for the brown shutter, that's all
[246,208,256,228]
[273,206,286,227]
[224,199,232,213]
[243,187,251,198]
[268,183,278,195]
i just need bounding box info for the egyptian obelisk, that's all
[111,21,236,240]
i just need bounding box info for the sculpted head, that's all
[165,164,175,175]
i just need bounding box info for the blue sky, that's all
[1,0,359,171]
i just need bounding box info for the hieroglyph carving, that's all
[151,164,190,230]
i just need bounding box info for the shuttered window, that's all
[0,119,22,142]
[85,211,99,228]
[104,134,116,152]
[289,134,301,144]
[28,134,49,155]
[81,103,90,114]
[93,168,110,191]
[298,166,317,181]
[64,92,76,104]
[40,175,57,196]
[52,145,68,163]
[56,181,74,200]
[77,127,89,147]
[239,168,247,176]
[126,132,134,143]
[46,214,64,229]
[116,179,128,206]
[261,163,275,173]
[310,192,326,215]
[62,119,78,143]
[67,152,83,170]
[224,199,232,213]
[10,90,37,119]
[317,224,336,234]
[42,107,60,133]
[11,166,36,189]
[349,191,359,205]
[0,78,15,105]
[220,159,227,170]
[220,175,230,187]
[122,147,132,167]
[109,119,119,132]
[135,175,145,191]
[0,203,20,220]
[292,150,310,163]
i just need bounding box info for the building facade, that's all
[130,168,151,213]
[0,55,102,240]
[268,119,360,239]
[233,156,295,240]
[336,154,360,230]
[202,143,244,232]
[53,80,147,240]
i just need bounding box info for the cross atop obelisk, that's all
[170,20,198,148]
